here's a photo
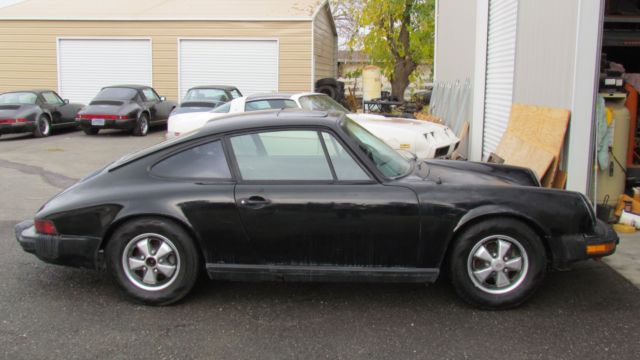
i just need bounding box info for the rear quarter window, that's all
[151,140,231,179]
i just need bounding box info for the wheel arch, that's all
[444,206,554,268]
[99,213,206,265]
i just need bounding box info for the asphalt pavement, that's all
[1,128,640,360]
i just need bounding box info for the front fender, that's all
[453,204,550,238]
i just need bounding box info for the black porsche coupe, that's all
[76,85,176,136]
[0,90,84,138]
[171,85,242,116]
[15,110,618,308]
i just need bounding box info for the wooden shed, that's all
[0,0,337,104]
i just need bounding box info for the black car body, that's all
[0,90,83,138]
[172,85,242,116]
[77,85,176,136]
[15,110,618,308]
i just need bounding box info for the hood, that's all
[348,114,449,132]
[167,110,227,134]
[407,159,539,187]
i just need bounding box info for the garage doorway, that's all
[57,38,153,105]
[178,39,278,99]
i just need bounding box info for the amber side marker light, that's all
[34,219,57,235]
[586,243,616,255]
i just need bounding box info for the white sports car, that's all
[167,93,459,159]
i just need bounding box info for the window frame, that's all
[141,87,161,103]
[224,126,376,185]
[148,136,236,183]
[40,91,65,106]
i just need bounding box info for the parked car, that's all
[16,110,617,309]
[0,90,83,138]
[171,85,242,116]
[166,93,298,139]
[76,85,176,136]
[167,92,459,159]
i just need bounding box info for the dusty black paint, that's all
[16,110,617,280]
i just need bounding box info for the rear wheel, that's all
[83,127,99,135]
[33,115,51,138]
[449,218,546,309]
[133,113,149,136]
[106,217,200,305]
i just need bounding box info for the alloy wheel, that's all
[466,235,529,294]
[122,233,181,291]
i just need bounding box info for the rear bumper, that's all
[77,118,135,130]
[552,219,619,265]
[0,122,35,135]
[15,220,101,269]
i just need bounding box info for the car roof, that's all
[188,85,238,91]
[103,84,150,90]
[198,109,343,136]
[0,89,51,95]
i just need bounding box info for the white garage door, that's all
[179,39,278,99]
[482,0,518,160]
[58,39,152,104]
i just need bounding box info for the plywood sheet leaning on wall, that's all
[500,104,570,187]
[495,135,554,181]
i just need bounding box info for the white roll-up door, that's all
[179,39,278,99]
[58,39,152,105]
[482,0,518,160]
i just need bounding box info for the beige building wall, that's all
[313,6,337,81]
[0,20,313,101]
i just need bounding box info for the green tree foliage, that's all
[350,0,435,101]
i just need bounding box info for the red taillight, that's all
[0,118,27,124]
[77,114,131,120]
[34,219,57,235]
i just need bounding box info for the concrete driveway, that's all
[1,129,640,360]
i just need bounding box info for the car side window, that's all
[231,130,332,181]
[230,89,242,99]
[41,92,64,106]
[321,133,371,181]
[151,140,231,179]
[142,88,160,102]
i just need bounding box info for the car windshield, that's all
[342,118,411,178]
[184,88,229,103]
[0,92,37,104]
[298,94,350,113]
[94,88,138,101]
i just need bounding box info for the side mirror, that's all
[64,99,69,104]
[160,96,166,102]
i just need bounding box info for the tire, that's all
[83,127,99,135]
[316,85,337,100]
[133,113,149,136]
[105,217,200,305]
[33,114,51,138]
[449,218,547,309]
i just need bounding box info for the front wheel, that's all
[106,217,200,305]
[33,115,51,138]
[449,218,547,309]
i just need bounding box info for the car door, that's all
[229,128,421,268]
[39,91,73,124]
[141,87,172,123]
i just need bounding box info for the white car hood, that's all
[347,113,451,134]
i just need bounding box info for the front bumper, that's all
[0,121,36,135]
[77,118,136,130]
[15,220,102,269]
[552,219,619,265]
